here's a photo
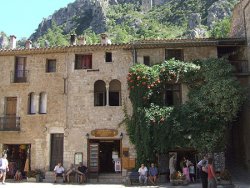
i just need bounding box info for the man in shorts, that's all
[0,154,9,184]
[54,162,65,183]
[78,162,88,183]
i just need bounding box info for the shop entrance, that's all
[3,144,31,178]
[88,139,121,174]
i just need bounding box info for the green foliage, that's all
[33,0,239,44]
[210,17,231,38]
[37,21,69,47]
[125,58,245,165]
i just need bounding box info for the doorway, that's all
[50,134,64,171]
[3,144,30,178]
[88,139,121,173]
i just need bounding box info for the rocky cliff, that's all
[27,0,239,41]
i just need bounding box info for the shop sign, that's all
[91,129,118,137]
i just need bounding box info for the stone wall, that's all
[0,41,239,172]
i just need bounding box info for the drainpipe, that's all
[132,41,137,64]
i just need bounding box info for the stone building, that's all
[229,0,250,170]
[0,32,248,181]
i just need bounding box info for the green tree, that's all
[125,58,245,165]
[210,17,231,38]
[37,21,69,47]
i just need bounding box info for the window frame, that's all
[105,52,112,63]
[143,56,150,66]
[163,84,182,106]
[165,49,184,61]
[46,59,57,73]
[75,54,92,70]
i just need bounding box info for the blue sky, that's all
[0,0,75,39]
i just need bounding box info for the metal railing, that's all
[0,116,20,131]
[11,70,29,83]
[230,60,249,74]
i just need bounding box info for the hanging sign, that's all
[91,129,118,137]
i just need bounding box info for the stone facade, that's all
[0,38,248,175]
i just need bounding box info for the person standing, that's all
[207,158,217,188]
[0,154,9,184]
[138,163,148,185]
[169,154,176,181]
[189,163,195,183]
[200,160,208,188]
[197,155,208,188]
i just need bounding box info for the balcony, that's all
[0,116,20,131]
[230,60,249,75]
[11,70,29,83]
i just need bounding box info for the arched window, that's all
[28,92,36,114]
[109,80,121,106]
[94,80,106,106]
[39,92,47,114]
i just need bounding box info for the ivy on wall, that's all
[125,58,245,165]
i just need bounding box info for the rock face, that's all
[30,0,109,40]
[29,0,238,41]
[30,0,173,41]
[207,0,234,28]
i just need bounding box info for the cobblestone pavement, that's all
[0,182,249,188]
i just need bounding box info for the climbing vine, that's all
[125,58,245,166]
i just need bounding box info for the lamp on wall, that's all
[86,133,89,139]
[120,132,123,139]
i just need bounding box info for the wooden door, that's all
[50,134,64,171]
[88,143,99,173]
[6,97,17,116]
[5,97,17,130]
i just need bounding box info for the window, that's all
[14,57,27,83]
[105,52,112,62]
[39,92,47,114]
[109,79,121,106]
[28,92,36,114]
[165,49,184,61]
[94,80,106,106]
[143,56,150,66]
[46,59,56,72]
[75,54,92,69]
[164,84,181,106]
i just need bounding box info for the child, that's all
[14,170,22,181]
[182,163,190,182]
[189,163,195,183]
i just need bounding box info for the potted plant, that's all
[170,171,188,186]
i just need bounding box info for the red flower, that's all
[142,82,146,85]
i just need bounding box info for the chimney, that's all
[25,40,32,49]
[10,35,17,49]
[100,33,111,45]
[77,35,86,45]
[70,34,76,45]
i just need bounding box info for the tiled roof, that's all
[0,38,246,55]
